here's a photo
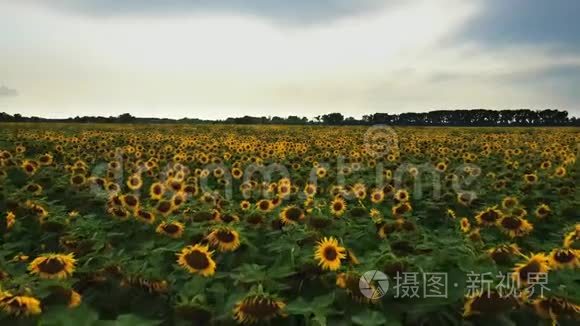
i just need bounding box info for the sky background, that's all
[1,0,579,119]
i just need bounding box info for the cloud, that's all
[457,0,580,51]
[0,85,18,97]
[27,0,400,25]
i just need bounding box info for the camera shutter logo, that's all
[359,270,389,299]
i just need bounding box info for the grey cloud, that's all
[457,0,580,51]
[29,0,400,25]
[0,85,18,97]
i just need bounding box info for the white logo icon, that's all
[359,270,389,299]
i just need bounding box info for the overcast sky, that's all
[1,0,579,119]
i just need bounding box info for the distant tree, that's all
[321,113,344,125]
[118,113,136,123]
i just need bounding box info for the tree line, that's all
[1,109,579,126]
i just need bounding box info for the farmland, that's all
[0,123,579,325]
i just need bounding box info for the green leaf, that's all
[351,310,391,326]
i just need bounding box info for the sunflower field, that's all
[0,123,579,325]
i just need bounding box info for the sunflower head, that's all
[531,296,580,321]
[501,196,519,210]
[28,253,76,279]
[474,207,503,226]
[336,272,378,303]
[156,221,185,238]
[459,218,471,233]
[487,244,521,265]
[392,202,412,217]
[314,237,346,271]
[394,189,409,202]
[512,253,550,286]
[207,226,241,252]
[233,291,286,324]
[150,182,165,200]
[463,290,519,317]
[0,292,42,316]
[121,194,140,211]
[548,248,579,269]
[256,199,273,213]
[563,225,580,249]
[126,174,143,190]
[280,206,305,225]
[136,209,156,224]
[370,189,385,204]
[534,204,551,219]
[497,215,533,238]
[176,244,216,277]
[330,197,347,217]
[156,200,175,216]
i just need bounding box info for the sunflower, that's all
[435,161,447,172]
[313,166,327,179]
[167,179,184,193]
[394,189,409,202]
[126,174,143,190]
[176,244,216,277]
[554,166,566,177]
[171,192,187,207]
[121,194,140,211]
[330,197,347,217]
[392,202,412,216]
[256,199,273,213]
[44,287,82,309]
[487,244,521,265]
[548,248,579,269]
[156,200,175,216]
[459,218,471,233]
[21,160,38,176]
[523,173,538,184]
[534,204,551,219]
[563,225,579,248]
[232,167,243,179]
[38,153,53,165]
[463,290,519,317]
[501,196,519,211]
[150,182,165,200]
[106,182,120,193]
[207,226,241,252]
[24,183,43,195]
[0,292,42,316]
[446,208,457,220]
[279,206,305,225]
[370,189,385,204]
[369,208,382,220]
[457,192,475,206]
[240,200,251,211]
[156,221,185,238]
[512,253,550,286]
[474,206,503,226]
[303,184,317,197]
[28,253,76,279]
[136,209,156,224]
[233,292,286,324]
[70,174,86,186]
[531,296,580,322]
[277,184,291,198]
[218,213,240,223]
[336,272,378,303]
[4,211,16,231]
[497,215,533,238]
[109,206,130,218]
[314,237,346,271]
